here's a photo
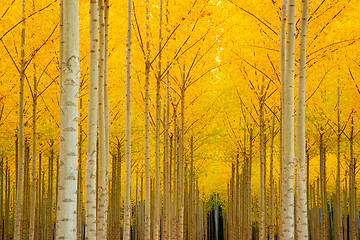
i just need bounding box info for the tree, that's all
[85,0,98,237]
[295,0,309,238]
[280,0,296,238]
[123,0,132,238]
[14,0,26,238]
[55,0,80,238]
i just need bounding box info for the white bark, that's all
[96,0,109,237]
[85,0,98,238]
[56,0,80,238]
[295,0,309,239]
[123,0,132,237]
[279,0,286,234]
[280,0,296,239]
[103,0,110,236]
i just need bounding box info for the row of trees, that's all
[0,0,360,239]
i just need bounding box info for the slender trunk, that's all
[154,1,163,239]
[85,0,98,238]
[349,116,358,240]
[279,0,287,236]
[144,0,151,236]
[247,127,253,240]
[29,64,37,240]
[280,0,296,238]
[77,114,83,240]
[56,0,80,237]
[47,144,54,240]
[97,0,108,237]
[172,107,178,239]
[4,162,9,240]
[259,79,266,240]
[179,64,186,240]
[104,0,110,235]
[295,0,309,238]
[163,65,171,239]
[320,133,329,239]
[269,108,275,240]
[334,86,343,239]
[14,0,26,238]
[123,0,132,237]
[343,176,348,240]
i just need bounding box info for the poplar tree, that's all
[85,0,99,237]
[123,0,132,238]
[56,0,80,238]
[295,0,309,238]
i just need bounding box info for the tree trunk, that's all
[320,133,329,240]
[280,0,296,238]
[29,64,37,240]
[77,115,83,240]
[144,0,151,237]
[14,0,26,238]
[56,0,80,237]
[295,0,309,238]
[85,0,98,238]
[97,0,108,237]
[278,0,287,236]
[349,116,358,240]
[154,1,163,239]
[179,64,186,240]
[334,86,343,240]
[269,108,275,240]
[259,79,266,240]
[123,0,132,237]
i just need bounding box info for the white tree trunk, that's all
[278,0,286,234]
[96,0,108,237]
[85,0,98,237]
[280,0,296,239]
[56,0,80,238]
[123,0,132,238]
[295,0,309,239]
[103,0,110,236]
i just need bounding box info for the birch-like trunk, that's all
[259,80,266,240]
[179,64,186,240]
[103,0,110,236]
[320,133,329,240]
[153,1,163,239]
[14,0,26,238]
[29,64,37,240]
[56,0,80,238]
[269,108,275,240]
[97,0,108,237]
[349,116,358,240]
[295,0,309,238]
[279,0,287,236]
[334,86,343,239]
[85,0,99,237]
[280,0,296,238]
[144,0,151,237]
[123,0,132,237]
